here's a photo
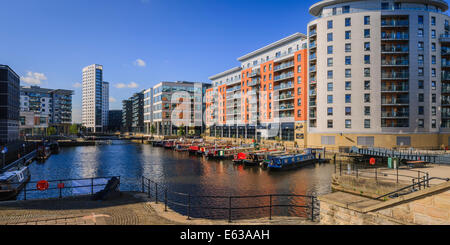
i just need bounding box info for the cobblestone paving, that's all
[0,192,178,225]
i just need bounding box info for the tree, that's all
[177,124,186,137]
[47,127,57,136]
[69,124,78,135]
[150,124,156,135]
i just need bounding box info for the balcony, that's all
[275,104,294,111]
[274,61,294,72]
[274,82,294,91]
[440,34,450,43]
[443,72,450,81]
[442,86,450,94]
[309,42,317,49]
[381,85,409,92]
[248,70,260,78]
[381,32,409,40]
[309,90,317,97]
[381,59,409,66]
[309,29,317,37]
[381,72,409,79]
[381,98,409,105]
[309,101,316,107]
[381,19,409,27]
[309,54,317,62]
[309,66,316,73]
[273,72,294,82]
[381,111,409,118]
[248,78,260,86]
[274,94,294,101]
[442,49,450,56]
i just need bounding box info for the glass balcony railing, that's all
[443,72,450,80]
[274,72,294,82]
[381,85,409,92]
[381,32,409,40]
[274,82,294,91]
[274,61,294,72]
[309,42,316,49]
[309,66,316,72]
[309,30,317,36]
[309,54,317,60]
[381,59,409,66]
[381,98,409,105]
[381,19,409,27]
[442,86,450,93]
[313,6,445,20]
[381,111,409,118]
[381,72,409,79]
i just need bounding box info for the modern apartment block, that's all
[206,0,450,149]
[152,81,210,137]
[20,86,73,135]
[122,99,133,133]
[0,65,20,144]
[132,91,144,133]
[82,64,109,133]
[143,88,153,134]
[107,110,122,132]
[207,33,309,146]
[306,0,450,149]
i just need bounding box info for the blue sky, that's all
[1,0,325,122]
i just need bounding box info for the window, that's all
[381,2,389,10]
[364,68,370,77]
[364,106,370,116]
[321,136,335,145]
[364,16,370,25]
[394,2,401,9]
[345,30,351,40]
[345,56,351,65]
[345,43,351,52]
[431,16,436,26]
[364,29,370,38]
[345,18,351,26]
[432,94,436,103]
[418,106,424,115]
[297,98,301,106]
[297,76,301,84]
[327,70,333,79]
[418,80,424,89]
[418,119,424,128]
[432,30,436,39]
[327,120,333,128]
[364,55,370,64]
[432,106,436,116]
[418,28,424,37]
[332,7,337,15]
[345,81,351,90]
[432,119,436,129]
[364,81,370,90]
[327,58,333,67]
[364,93,370,103]
[345,119,352,128]
[345,94,351,103]
[431,81,436,90]
[342,5,350,13]
[297,65,301,73]
[269,74,272,80]
[327,82,333,91]
[327,33,333,42]
[345,107,351,116]
[327,45,333,54]
[418,15,424,25]
[327,107,333,116]
[297,54,301,62]
[297,87,301,95]
[269,64,272,70]
[418,55,424,65]
[327,20,333,29]
[432,68,436,77]
[432,43,436,52]
[345,69,351,78]
[418,68,424,76]
[418,93,424,102]
[327,95,333,103]
[432,55,436,64]
[364,42,370,51]
[364,119,370,129]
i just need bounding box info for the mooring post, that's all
[311,196,315,222]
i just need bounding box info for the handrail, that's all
[375,177,450,200]
[141,176,318,222]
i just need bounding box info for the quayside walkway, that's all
[0,192,315,225]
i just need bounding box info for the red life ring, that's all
[369,158,376,165]
[36,180,49,191]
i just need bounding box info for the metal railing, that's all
[375,177,450,200]
[13,176,120,200]
[141,176,318,222]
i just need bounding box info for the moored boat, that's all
[266,150,317,171]
[37,145,51,161]
[0,166,31,201]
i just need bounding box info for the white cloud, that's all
[133,58,147,67]
[128,82,139,88]
[114,82,139,89]
[21,71,47,85]
[72,82,81,88]
[109,97,117,103]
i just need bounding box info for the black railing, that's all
[334,161,428,184]
[15,176,120,200]
[141,176,318,222]
[375,177,450,200]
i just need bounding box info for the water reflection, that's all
[24,140,334,218]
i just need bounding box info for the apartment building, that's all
[207,33,309,146]
[0,65,20,144]
[152,81,210,137]
[143,88,153,134]
[307,0,450,149]
[81,64,109,133]
[122,99,133,133]
[20,86,73,135]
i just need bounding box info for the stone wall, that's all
[319,181,450,225]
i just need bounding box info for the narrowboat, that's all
[163,140,175,149]
[0,166,31,201]
[266,152,316,170]
[188,145,200,155]
[37,144,51,161]
[152,140,164,147]
[174,144,190,152]
[232,152,247,164]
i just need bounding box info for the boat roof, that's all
[0,167,27,181]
